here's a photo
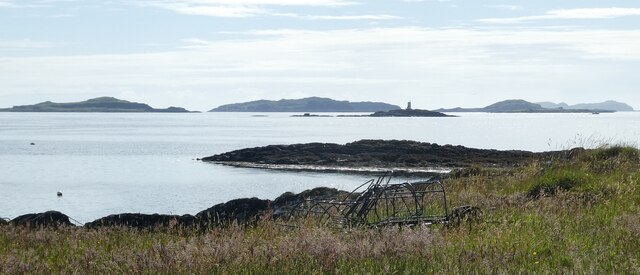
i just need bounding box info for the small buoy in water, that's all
[30,142,35,145]
[57,192,62,197]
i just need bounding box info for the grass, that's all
[1,146,640,273]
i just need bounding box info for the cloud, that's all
[2,27,640,110]
[0,0,41,8]
[0,1,15,7]
[277,13,401,20]
[139,0,400,20]
[480,7,640,24]
[400,0,450,2]
[136,0,404,21]
[171,5,267,17]
[486,5,523,11]
[0,39,57,50]
[151,0,356,6]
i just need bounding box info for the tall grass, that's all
[1,146,639,273]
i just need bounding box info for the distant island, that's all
[0,97,195,113]
[536,100,634,112]
[210,97,400,112]
[296,109,453,118]
[369,108,453,117]
[435,99,621,113]
[365,102,453,117]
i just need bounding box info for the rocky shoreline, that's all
[1,187,348,229]
[2,140,575,229]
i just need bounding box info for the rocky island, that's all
[369,104,454,117]
[0,97,195,113]
[333,102,454,118]
[201,139,550,174]
[210,97,400,112]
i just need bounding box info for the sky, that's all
[1,0,639,111]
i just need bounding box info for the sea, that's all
[1,112,639,224]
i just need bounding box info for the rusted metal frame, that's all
[283,173,458,228]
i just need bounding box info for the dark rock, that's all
[202,139,541,169]
[196,198,271,227]
[10,211,74,228]
[273,187,348,208]
[0,217,8,226]
[271,187,350,218]
[85,213,196,229]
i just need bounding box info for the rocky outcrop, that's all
[202,139,539,169]
[78,188,353,229]
[195,198,272,227]
[273,187,348,207]
[85,213,197,229]
[10,211,75,228]
[271,187,350,218]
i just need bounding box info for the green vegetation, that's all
[1,146,639,273]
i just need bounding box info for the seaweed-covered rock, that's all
[196,198,271,227]
[85,213,196,229]
[202,139,539,169]
[10,211,74,228]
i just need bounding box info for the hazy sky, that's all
[1,0,639,111]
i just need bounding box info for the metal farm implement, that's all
[283,173,481,229]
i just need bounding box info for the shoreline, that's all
[208,161,453,176]
[1,181,381,228]
[3,140,582,228]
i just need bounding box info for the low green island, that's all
[0,97,195,113]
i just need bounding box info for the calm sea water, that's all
[1,112,639,223]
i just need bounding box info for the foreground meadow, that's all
[1,146,639,273]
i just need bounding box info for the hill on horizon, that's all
[0,97,194,113]
[210,97,401,112]
[536,100,634,112]
[435,99,623,113]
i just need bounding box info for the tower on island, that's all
[406,101,412,110]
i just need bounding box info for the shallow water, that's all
[1,112,639,223]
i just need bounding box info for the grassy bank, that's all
[1,146,639,273]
